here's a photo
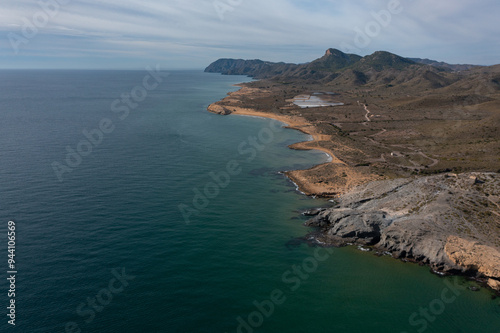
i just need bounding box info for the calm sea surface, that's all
[0,70,499,332]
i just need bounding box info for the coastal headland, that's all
[205,49,500,292]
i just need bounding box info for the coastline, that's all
[207,82,500,294]
[209,92,341,162]
[207,85,377,197]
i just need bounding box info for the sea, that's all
[0,70,499,332]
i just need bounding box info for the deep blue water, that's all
[0,70,499,333]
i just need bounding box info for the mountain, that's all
[353,51,416,71]
[306,48,362,72]
[204,48,364,78]
[409,58,479,71]
[205,49,418,80]
[204,58,298,78]
[204,49,494,90]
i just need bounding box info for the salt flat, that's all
[293,94,344,108]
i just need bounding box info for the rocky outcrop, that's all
[306,172,500,291]
[445,236,500,279]
[207,103,232,115]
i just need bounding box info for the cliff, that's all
[306,172,500,291]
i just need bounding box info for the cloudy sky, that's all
[1,0,499,69]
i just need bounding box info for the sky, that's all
[0,0,499,69]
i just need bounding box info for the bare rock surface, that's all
[306,172,500,290]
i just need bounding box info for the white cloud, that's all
[1,0,499,68]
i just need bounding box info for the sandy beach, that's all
[208,86,378,197]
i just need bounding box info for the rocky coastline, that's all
[208,88,500,292]
[205,49,500,293]
[304,172,500,293]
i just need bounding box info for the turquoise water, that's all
[0,70,498,332]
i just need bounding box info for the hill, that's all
[353,51,416,71]
[306,48,362,72]
[409,58,479,71]
[205,49,421,84]
[204,58,298,78]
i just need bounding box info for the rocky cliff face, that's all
[445,236,500,290]
[306,172,500,291]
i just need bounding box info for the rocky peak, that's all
[323,48,351,59]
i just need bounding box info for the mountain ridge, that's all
[409,57,480,71]
[205,49,457,77]
[205,49,484,77]
[205,49,497,91]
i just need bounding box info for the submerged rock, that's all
[302,208,326,216]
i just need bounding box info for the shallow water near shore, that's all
[0,70,499,332]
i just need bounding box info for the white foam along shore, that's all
[233,114,334,165]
